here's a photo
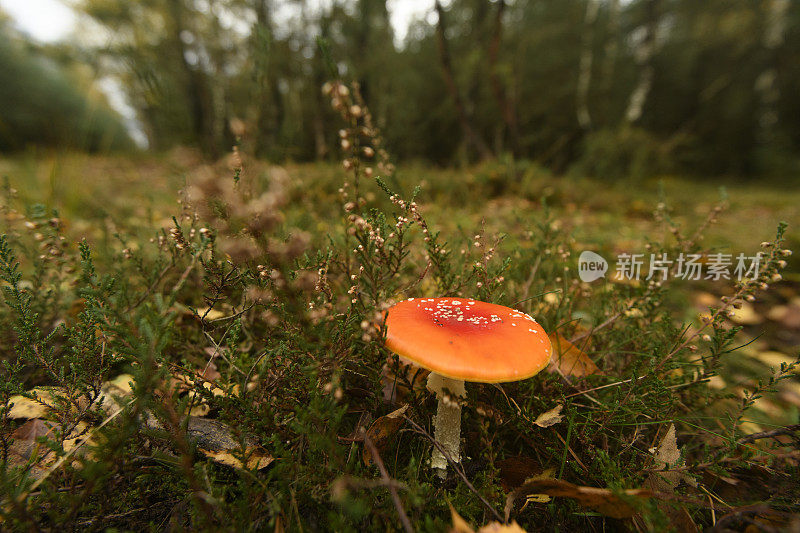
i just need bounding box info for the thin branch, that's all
[734,424,800,446]
[403,415,504,523]
[363,434,414,533]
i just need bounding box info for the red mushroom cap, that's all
[384,297,552,383]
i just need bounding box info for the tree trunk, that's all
[253,0,284,158]
[754,0,789,147]
[576,0,600,131]
[433,0,493,160]
[624,0,659,125]
[488,0,519,154]
[601,0,620,91]
[166,0,217,157]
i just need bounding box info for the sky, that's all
[0,0,77,42]
[0,0,436,45]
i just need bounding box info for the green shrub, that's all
[575,127,672,181]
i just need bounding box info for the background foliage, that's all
[2,0,800,176]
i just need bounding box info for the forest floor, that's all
[0,150,798,531]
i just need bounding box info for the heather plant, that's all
[0,83,797,531]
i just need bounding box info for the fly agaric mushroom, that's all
[384,297,551,477]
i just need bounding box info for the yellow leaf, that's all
[8,388,67,419]
[448,504,475,533]
[522,467,556,505]
[196,307,227,321]
[98,374,135,416]
[199,446,273,470]
[547,334,601,377]
[728,302,762,325]
[534,405,563,428]
[449,505,528,533]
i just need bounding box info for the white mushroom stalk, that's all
[426,373,466,476]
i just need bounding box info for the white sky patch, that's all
[0,0,76,42]
[389,0,435,45]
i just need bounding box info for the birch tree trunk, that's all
[624,0,659,125]
[601,0,620,91]
[576,0,600,131]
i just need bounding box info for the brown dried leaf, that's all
[505,479,651,521]
[534,405,564,428]
[496,456,542,492]
[547,334,601,377]
[362,404,408,466]
[645,424,684,493]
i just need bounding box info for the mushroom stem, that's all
[426,373,466,477]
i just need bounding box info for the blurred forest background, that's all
[1,0,799,179]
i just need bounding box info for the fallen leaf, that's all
[449,505,528,533]
[198,446,273,470]
[728,302,762,325]
[752,351,798,373]
[779,381,800,408]
[8,387,71,419]
[496,456,541,492]
[196,307,227,321]
[363,404,408,466]
[693,292,718,309]
[547,334,601,377]
[534,405,564,428]
[661,505,698,533]
[645,424,685,492]
[766,304,800,328]
[449,504,475,533]
[7,419,56,479]
[98,374,135,416]
[505,478,651,521]
[146,416,273,471]
[521,467,556,505]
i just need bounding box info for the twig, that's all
[568,310,622,344]
[563,376,647,399]
[734,424,800,446]
[403,415,504,523]
[363,434,414,533]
